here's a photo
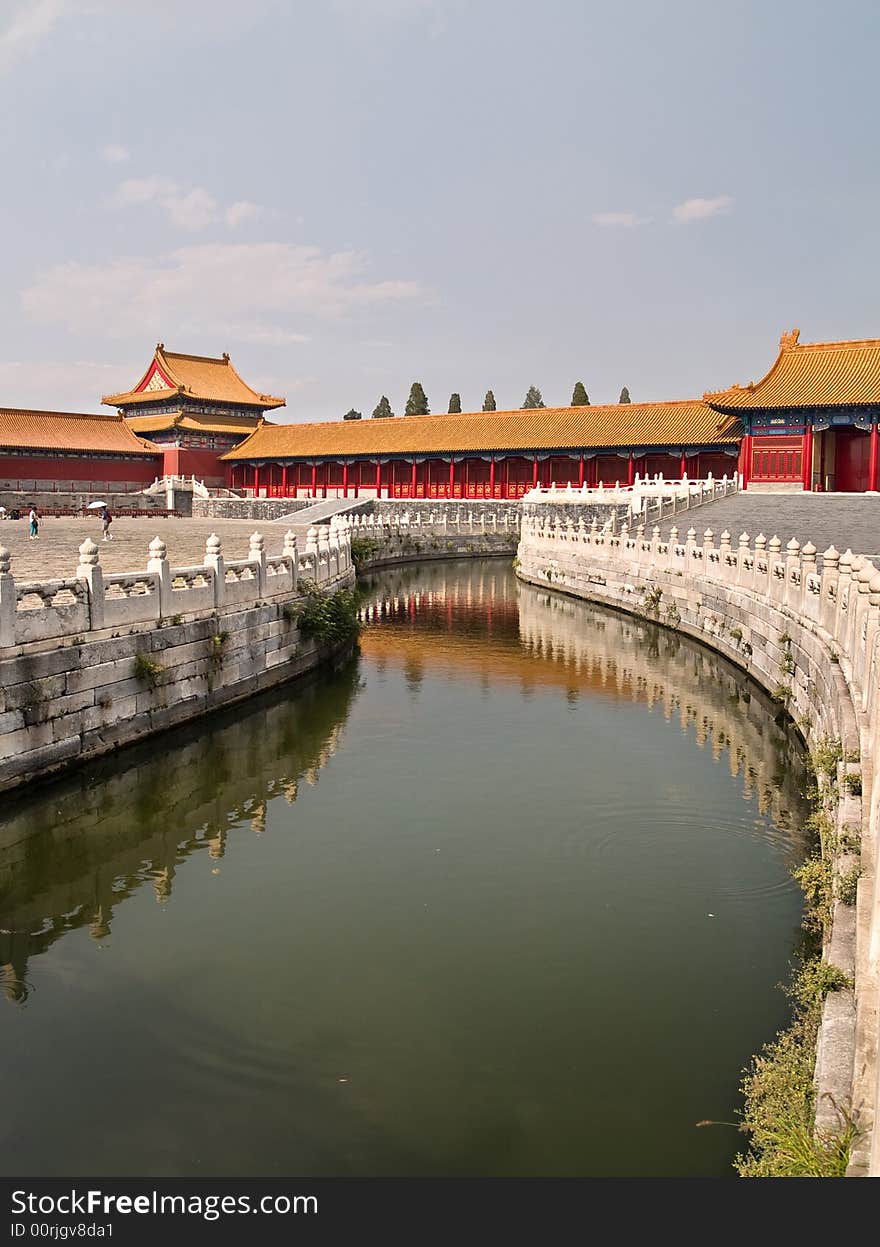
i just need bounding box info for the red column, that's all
[311,463,318,497]
[411,459,417,497]
[802,425,814,492]
[253,465,260,496]
[375,461,382,497]
[869,425,879,492]
[489,457,496,497]
[342,462,349,498]
[679,451,688,478]
[737,434,751,491]
[281,465,289,496]
[579,454,585,486]
[321,463,328,498]
[448,458,455,498]
[627,453,635,486]
[532,457,539,487]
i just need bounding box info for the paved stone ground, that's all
[657,494,880,560]
[0,516,298,583]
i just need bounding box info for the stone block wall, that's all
[0,521,355,794]
[192,497,315,521]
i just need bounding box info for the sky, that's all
[0,0,878,422]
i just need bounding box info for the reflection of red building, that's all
[221,400,741,500]
[0,408,162,489]
[103,345,285,486]
[706,330,880,492]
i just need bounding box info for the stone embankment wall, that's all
[192,497,317,521]
[516,505,880,1176]
[0,519,355,795]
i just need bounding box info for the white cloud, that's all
[101,144,130,164]
[0,359,131,411]
[22,242,422,339]
[0,0,68,72]
[672,195,733,224]
[225,201,262,228]
[111,178,262,232]
[591,211,650,228]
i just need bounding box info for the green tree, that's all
[342,408,362,421]
[522,385,545,409]
[619,386,631,404]
[448,392,462,413]
[571,381,590,406]
[372,395,394,419]
[482,390,497,411]
[405,381,430,415]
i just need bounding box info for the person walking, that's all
[100,506,113,541]
[28,506,39,540]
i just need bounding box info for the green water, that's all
[0,559,809,1177]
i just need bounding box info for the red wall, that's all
[160,447,227,484]
[0,454,160,484]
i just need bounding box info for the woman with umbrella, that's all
[87,500,113,541]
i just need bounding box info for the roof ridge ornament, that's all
[779,327,800,350]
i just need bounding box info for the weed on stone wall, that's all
[133,651,164,690]
[734,959,857,1177]
[734,755,860,1176]
[296,586,360,651]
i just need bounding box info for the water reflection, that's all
[0,660,362,1004]
[358,561,809,850]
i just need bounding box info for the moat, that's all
[0,559,810,1177]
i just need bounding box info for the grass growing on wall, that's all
[734,760,859,1177]
[295,586,361,650]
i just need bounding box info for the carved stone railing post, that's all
[147,536,173,618]
[77,538,104,630]
[317,525,331,584]
[737,532,751,587]
[865,572,880,712]
[768,536,783,602]
[304,526,319,581]
[0,546,16,647]
[785,537,801,610]
[801,541,819,622]
[328,518,341,577]
[820,545,840,636]
[204,533,225,609]
[249,532,267,598]
[283,529,298,592]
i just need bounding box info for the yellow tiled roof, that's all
[124,410,267,437]
[706,329,880,410]
[222,400,739,461]
[0,408,163,455]
[103,345,286,410]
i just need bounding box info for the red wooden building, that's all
[706,330,880,492]
[103,345,285,486]
[0,408,162,491]
[221,399,741,500]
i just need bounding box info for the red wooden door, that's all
[834,429,871,492]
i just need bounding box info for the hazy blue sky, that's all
[1,0,877,421]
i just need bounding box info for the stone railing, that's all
[348,507,521,536]
[517,507,880,1175]
[0,517,353,648]
[524,473,739,525]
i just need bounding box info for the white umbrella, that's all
[87,500,108,509]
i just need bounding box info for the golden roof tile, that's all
[705,329,880,410]
[222,400,739,461]
[0,408,163,456]
[124,410,267,437]
[103,345,286,410]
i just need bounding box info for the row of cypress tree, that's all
[342,382,631,420]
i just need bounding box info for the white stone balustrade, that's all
[0,522,351,649]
